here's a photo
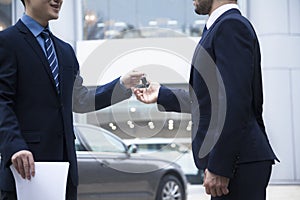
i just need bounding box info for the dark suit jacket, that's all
[157,9,277,178]
[0,20,131,191]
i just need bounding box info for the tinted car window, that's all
[74,136,85,151]
[76,126,126,153]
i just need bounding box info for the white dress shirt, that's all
[206,4,240,29]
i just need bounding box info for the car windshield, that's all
[76,126,126,153]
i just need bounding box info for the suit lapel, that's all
[189,25,211,87]
[16,20,60,96]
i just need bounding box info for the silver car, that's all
[75,123,187,200]
[0,124,187,200]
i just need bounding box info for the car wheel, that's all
[156,175,185,200]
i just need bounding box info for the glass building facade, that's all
[0,0,12,31]
[82,0,207,40]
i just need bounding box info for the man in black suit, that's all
[0,0,143,199]
[134,0,278,199]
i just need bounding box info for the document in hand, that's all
[10,162,69,200]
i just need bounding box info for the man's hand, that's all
[203,168,230,197]
[11,150,35,180]
[133,82,161,104]
[120,70,144,89]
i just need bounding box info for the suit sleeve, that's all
[0,38,29,167]
[157,86,191,113]
[71,47,132,113]
[207,19,254,178]
[72,74,132,113]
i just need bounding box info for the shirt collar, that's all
[206,4,240,29]
[21,14,50,37]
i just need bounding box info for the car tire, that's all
[156,174,185,200]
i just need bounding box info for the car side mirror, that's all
[179,146,189,154]
[127,144,138,154]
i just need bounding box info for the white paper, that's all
[10,162,69,200]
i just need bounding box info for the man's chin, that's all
[194,8,209,15]
[49,14,59,20]
[194,9,204,15]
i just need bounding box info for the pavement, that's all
[187,184,300,200]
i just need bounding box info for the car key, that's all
[136,76,150,88]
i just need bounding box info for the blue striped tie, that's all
[41,30,60,93]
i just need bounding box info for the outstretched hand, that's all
[120,70,144,89]
[133,82,161,104]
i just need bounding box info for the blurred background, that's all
[1,0,300,185]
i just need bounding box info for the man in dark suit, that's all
[0,0,144,199]
[134,0,278,199]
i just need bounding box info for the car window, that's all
[75,137,86,151]
[76,126,126,153]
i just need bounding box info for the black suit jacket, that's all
[0,20,131,191]
[157,9,277,178]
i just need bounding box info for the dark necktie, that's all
[41,29,60,93]
[201,25,208,39]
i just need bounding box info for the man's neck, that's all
[25,11,49,27]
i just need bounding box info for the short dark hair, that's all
[20,0,25,6]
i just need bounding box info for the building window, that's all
[0,0,12,31]
[81,0,207,40]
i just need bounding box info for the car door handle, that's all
[99,160,110,168]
